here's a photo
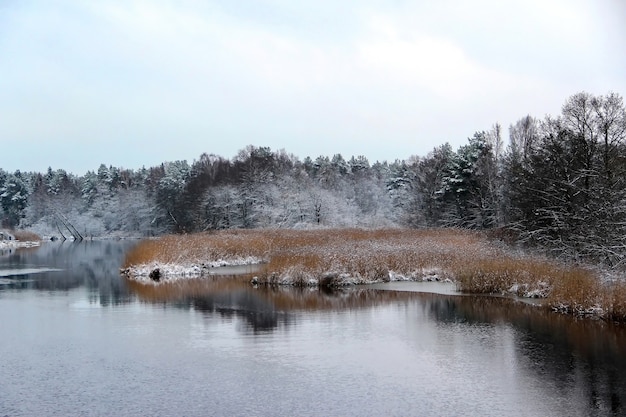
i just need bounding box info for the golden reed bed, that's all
[123,228,626,321]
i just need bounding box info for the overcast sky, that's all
[1,0,625,175]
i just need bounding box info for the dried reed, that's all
[10,229,41,241]
[123,228,626,320]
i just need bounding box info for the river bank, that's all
[121,228,626,321]
[0,229,41,250]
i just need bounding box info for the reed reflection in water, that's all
[125,274,626,415]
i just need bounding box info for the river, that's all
[1,241,625,416]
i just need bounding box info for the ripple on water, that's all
[0,267,63,278]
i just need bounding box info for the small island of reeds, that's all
[121,228,626,321]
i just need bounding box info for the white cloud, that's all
[0,0,624,174]
[354,15,519,100]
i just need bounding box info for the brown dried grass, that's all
[123,228,626,320]
[123,230,270,266]
[10,229,41,241]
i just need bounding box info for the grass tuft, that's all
[10,229,41,241]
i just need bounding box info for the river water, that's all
[1,241,625,416]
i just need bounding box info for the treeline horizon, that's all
[1,91,625,268]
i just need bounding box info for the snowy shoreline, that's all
[120,260,615,319]
[121,261,450,287]
[0,240,41,250]
[250,267,451,287]
[120,257,263,284]
[120,262,540,298]
[127,264,617,321]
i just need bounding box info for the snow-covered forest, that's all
[2,92,625,266]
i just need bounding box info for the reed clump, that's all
[122,228,626,320]
[10,229,41,241]
[123,231,270,267]
[547,267,603,315]
[454,257,560,298]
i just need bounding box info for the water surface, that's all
[1,241,625,416]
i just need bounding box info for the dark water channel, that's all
[1,241,625,416]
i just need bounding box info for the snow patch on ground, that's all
[251,267,452,288]
[507,281,551,298]
[123,260,451,288]
[551,302,607,317]
[121,256,263,284]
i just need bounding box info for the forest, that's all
[1,91,625,268]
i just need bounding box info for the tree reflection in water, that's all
[0,241,136,304]
[424,294,626,415]
[127,276,418,332]
[128,275,626,415]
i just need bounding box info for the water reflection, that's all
[128,277,626,413]
[0,240,137,305]
[129,279,626,414]
[127,277,419,333]
[422,294,626,415]
[1,242,626,416]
